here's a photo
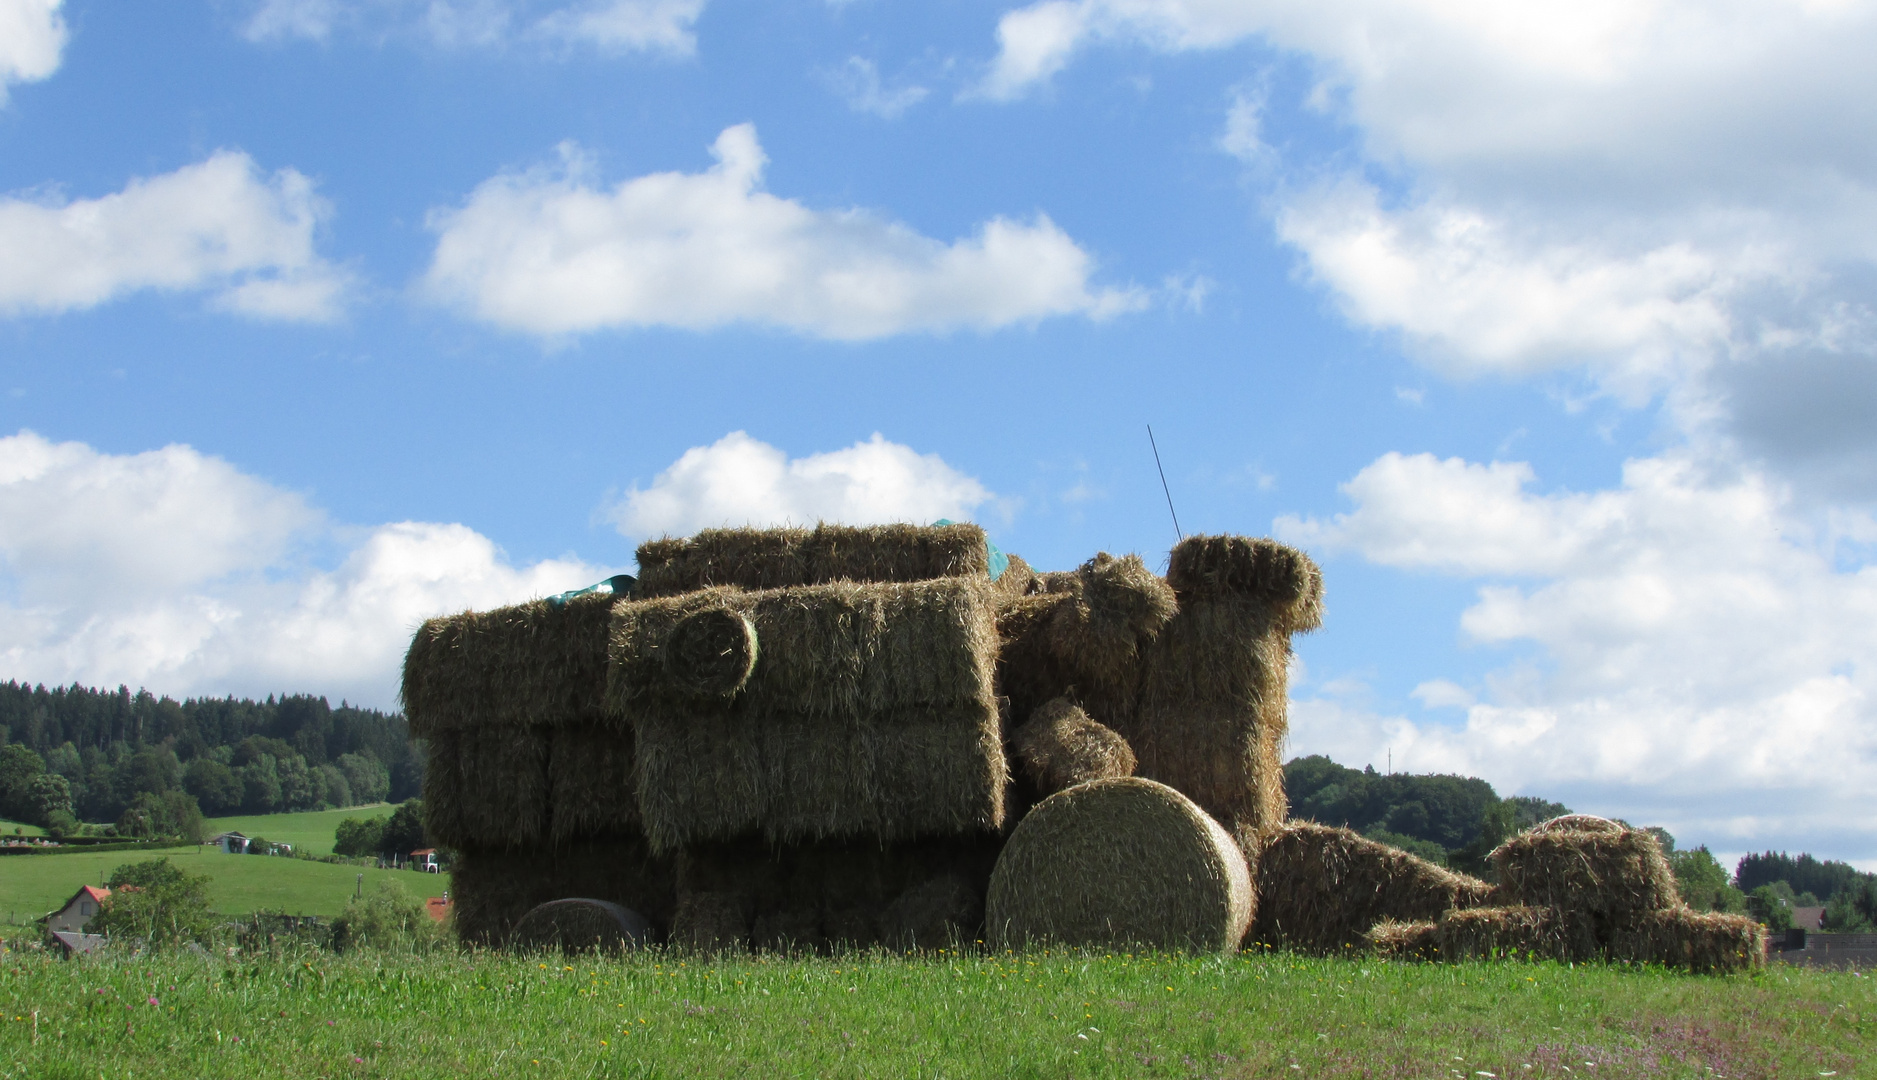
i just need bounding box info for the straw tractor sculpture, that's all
[402,524,1764,971]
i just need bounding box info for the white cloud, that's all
[534,0,704,54]
[424,124,1141,339]
[1280,448,1877,861]
[0,431,599,709]
[0,0,65,105]
[609,431,995,540]
[0,151,350,321]
[980,1,1877,422]
[823,56,929,119]
[243,0,704,54]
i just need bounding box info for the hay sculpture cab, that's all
[404,523,1319,954]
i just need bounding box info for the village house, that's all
[209,831,251,854]
[44,885,110,957]
[411,848,442,873]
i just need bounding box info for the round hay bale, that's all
[1527,814,1625,836]
[509,898,653,953]
[1491,824,1678,916]
[1013,697,1137,794]
[986,777,1251,952]
[662,608,758,696]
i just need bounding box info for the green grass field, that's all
[203,805,394,857]
[0,948,1869,1079]
[0,819,44,839]
[0,846,450,925]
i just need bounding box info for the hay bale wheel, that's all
[986,777,1252,952]
[509,899,654,954]
[662,607,758,697]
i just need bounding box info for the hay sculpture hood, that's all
[402,522,1325,952]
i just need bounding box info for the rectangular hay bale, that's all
[609,577,1007,851]
[1248,821,1494,954]
[1436,905,1600,963]
[1608,906,1767,974]
[634,523,990,598]
[402,591,620,736]
[421,726,551,850]
[1492,827,1680,917]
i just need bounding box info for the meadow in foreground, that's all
[2,946,1871,1079]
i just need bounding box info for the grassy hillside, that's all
[0,818,45,838]
[0,949,1867,1079]
[204,805,394,857]
[0,845,450,923]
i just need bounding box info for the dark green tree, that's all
[1669,846,1746,912]
[0,743,46,821]
[379,799,427,857]
[1745,884,1795,932]
[28,772,72,826]
[333,815,387,857]
[182,757,243,814]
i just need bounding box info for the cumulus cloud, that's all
[822,56,929,119]
[0,432,598,709]
[0,151,350,321]
[608,431,995,539]
[424,124,1140,339]
[1279,449,1877,860]
[0,0,65,105]
[981,0,1877,451]
[243,0,704,54]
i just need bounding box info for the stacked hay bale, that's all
[612,523,1011,952]
[995,537,1322,838]
[1396,816,1765,973]
[986,778,1252,952]
[403,588,677,946]
[1250,822,1492,954]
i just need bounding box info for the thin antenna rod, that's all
[1147,424,1183,541]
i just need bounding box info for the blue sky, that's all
[3,0,1875,866]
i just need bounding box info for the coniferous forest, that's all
[0,680,421,839]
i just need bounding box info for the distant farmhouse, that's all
[45,885,110,956]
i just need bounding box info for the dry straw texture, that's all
[508,898,654,954]
[1249,822,1492,954]
[1128,536,1324,834]
[1437,906,1600,963]
[449,838,676,948]
[1528,814,1628,836]
[986,777,1252,952]
[1366,919,1440,961]
[671,892,750,954]
[401,591,620,736]
[609,577,1006,851]
[421,726,551,850]
[673,834,1001,953]
[1492,821,1680,917]
[1608,907,1767,974]
[1012,696,1137,794]
[635,523,990,598]
[422,724,640,849]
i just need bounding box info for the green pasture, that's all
[1,947,1870,1079]
[204,805,394,857]
[0,820,44,839]
[0,846,450,925]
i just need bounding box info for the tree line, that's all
[1284,754,1877,931]
[0,680,423,840]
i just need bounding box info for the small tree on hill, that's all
[328,880,446,953]
[379,799,427,859]
[91,858,215,948]
[1669,846,1746,913]
[333,815,387,856]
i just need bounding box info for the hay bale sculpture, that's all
[403,523,1757,971]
